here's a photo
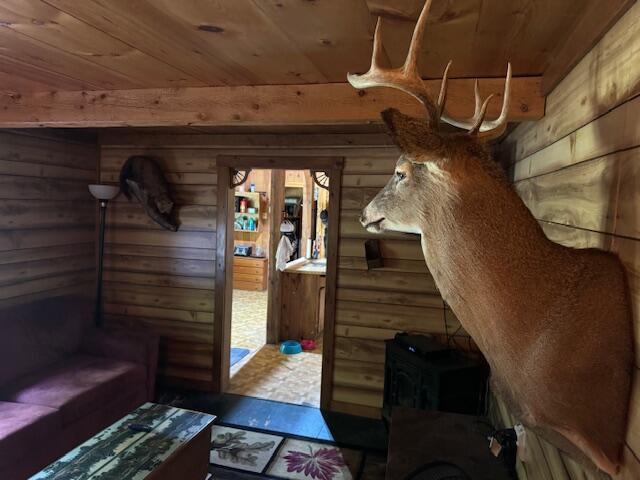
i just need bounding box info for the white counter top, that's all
[282,257,327,275]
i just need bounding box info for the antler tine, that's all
[472,79,482,118]
[370,17,385,72]
[347,0,439,125]
[440,62,512,135]
[436,60,452,118]
[403,0,433,77]
[468,94,495,135]
[482,62,511,131]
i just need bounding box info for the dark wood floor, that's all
[156,388,388,451]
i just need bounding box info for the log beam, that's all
[0,79,543,128]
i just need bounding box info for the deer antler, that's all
[348,0,511,137]
[347,0,442,126]
[441,63,512,136]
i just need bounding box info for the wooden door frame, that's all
[213,155,344,411]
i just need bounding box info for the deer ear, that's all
[381,108,442,156]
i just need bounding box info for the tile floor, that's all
[230,289,323,407]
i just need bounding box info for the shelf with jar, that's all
[234,191,262,232]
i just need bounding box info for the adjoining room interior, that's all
[0,1,639,479]
[228,168,330,407]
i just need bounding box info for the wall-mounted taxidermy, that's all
[119,155,179,232]
[350,0,633,475]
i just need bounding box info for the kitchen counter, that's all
[282,257,326,275]
[279,257,326,341]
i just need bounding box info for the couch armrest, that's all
[80,327,159,400]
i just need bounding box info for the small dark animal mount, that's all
[119,155,179,232]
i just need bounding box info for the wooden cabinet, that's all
[233,256,268,291]
[279,270,326,341]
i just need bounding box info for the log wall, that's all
[0,130,98,307]
[335,152,469,416]
[99,147,217,389]
[494,3,640,478]
[98,136,466,409]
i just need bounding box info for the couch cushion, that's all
[0,354,146,425]
[0,401,62,467]
[0,295,92,386]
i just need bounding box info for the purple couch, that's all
[0,295,159,479]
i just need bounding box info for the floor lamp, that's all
[89,184,120,327]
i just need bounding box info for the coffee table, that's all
[30,403,215,480]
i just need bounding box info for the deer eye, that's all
[396,171,406,181]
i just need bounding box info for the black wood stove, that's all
[382,333,487,424]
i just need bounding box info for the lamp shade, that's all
[89,184,120,200]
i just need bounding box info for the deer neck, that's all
[417,160,553,347]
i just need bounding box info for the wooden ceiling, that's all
[0,0,627,94]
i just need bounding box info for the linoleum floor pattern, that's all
[230,289,322,407]
[231,289,268,352]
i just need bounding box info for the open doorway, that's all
[227,169,328,406]
[214,156,343,410]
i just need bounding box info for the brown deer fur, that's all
[360,108,634,475]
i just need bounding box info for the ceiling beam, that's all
[0,79,543,128]
[98,132,394,148]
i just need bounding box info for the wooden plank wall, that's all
[494,3,640,479]
[334,151,470,416]
[0,130,97,307]
[98,147,217,389]
[98,137,467,410]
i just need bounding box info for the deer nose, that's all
[359,212,367,226]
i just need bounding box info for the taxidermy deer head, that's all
[350,0,633,475]
[119,155,179,232]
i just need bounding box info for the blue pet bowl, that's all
[280,340,302,355]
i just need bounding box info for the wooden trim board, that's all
[217,155,344,170]
[212,166,235,392]
[320,166,343,411]
[266,170,285,345]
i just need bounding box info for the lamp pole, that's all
[88,184,120,327]
[95,199,108,327]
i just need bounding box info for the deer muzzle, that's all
[360,209,385,233]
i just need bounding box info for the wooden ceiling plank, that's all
[374,0,482,78]
[148,0,328,85]
[0,53,93,90]
[0,26,143,89]
[0,77,543,128]
[251,0,375,82]
[469,0,531,76]
[43,0,263,85]
[367,0,595,79]
[0,0,205,89]
[541,0,636,95]
[366,0,424,21]
[0,70,57,93]
[500,0,591,76]
[0,0,617,90]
